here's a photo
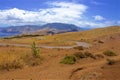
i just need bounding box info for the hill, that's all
[0,23,81,37]
[0,26,119,46]
[51,26,120,42]
[0,26,120,80]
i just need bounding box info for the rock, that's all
[98,40,104,43]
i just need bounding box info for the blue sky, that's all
[0,0,119,28]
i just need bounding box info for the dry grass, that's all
[0,26,119,79]
[0,37,76,46]
[0,26,119,46]
[0,46,41,71]
[0,54,24,71]
[0,26,119,71]
[49,26,120,42]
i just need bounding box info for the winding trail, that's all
[0,42,91,49]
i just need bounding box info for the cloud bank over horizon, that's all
[0,1,119,28]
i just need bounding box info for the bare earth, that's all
[0,33,120,80]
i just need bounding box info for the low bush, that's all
[103,50,117,56]
[84,51,96,59]
[73,51,96,59]
[60,55,76,64]
[19,42,42,66]
[60,51,96,65]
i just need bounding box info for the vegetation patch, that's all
[73,51,96,59]
[84,51,96,59]
[103,50,117,56]
[73,52,87,59]
[60,51,96,65]
[22,42,42,66]
[0,55,24,71]
[31,42,40,58]
[60,55,76,64]
[0,42,42,71]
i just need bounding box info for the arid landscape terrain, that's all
[0,26,119,80]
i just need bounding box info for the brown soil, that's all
[0,33,120,80]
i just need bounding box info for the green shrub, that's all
[103,50,117,56]
[31,42,40,58]
[19,42,41,66]
[60,55,76,64]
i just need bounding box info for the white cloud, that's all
[0,2,88,26]
[93,15,105,21]
[0,2,118,28]
[74,20,116,28]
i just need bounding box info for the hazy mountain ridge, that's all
[0,25,41,33]
[0,23,81,36]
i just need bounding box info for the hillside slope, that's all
[52,26,120,42]
[0,26,119,46]
[0,26,120,80]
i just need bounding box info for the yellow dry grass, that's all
[0,46,41,70]
[52,26,120,41]
[0,26,119,46]
[0,53,24,70]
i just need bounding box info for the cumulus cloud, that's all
[0,2,87,26]
[0,1,118,28]
[93,15,105,21]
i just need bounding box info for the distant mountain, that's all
[40,23,80,31]
[0,23,82,37]
[0,25,41,34]
[31,23,81,35]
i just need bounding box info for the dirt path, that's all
[0,41,91,49]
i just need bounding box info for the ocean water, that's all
[0,32,19,38]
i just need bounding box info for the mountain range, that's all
[0,23,82,36]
